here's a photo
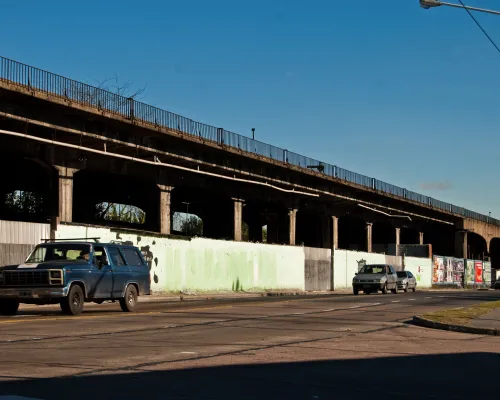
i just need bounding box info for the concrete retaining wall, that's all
[333,250,388,290]
[304,247,332,291]
[56,224,305,293]
[403,256,432,288]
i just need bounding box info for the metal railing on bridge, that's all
[1,56,497,226]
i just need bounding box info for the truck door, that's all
[120,247,148,294]
[107,246,130,298]
[90,246,113,298]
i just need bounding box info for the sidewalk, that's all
[469,308,500,331]
[413,300,500,336]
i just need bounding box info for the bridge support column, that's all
[289,208,297,245]
[366,222,373,253]
[332,216,339,250]
[455,231,468,258]
[395,227,401,256]
[419,232,424,245]
[233,198,244,241]
[158,185,174,235]
[55,166,79,223]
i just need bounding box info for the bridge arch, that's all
[0,156,55,222]
[489,238,500,272]
[467,231,488,260]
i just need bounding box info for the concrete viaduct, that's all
[0,56,499,267]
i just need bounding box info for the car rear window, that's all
[121,248,145,266]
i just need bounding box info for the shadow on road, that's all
[0,352,498,399]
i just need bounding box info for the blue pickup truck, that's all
[0,239,151,316]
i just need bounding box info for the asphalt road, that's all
[0,290,499,400]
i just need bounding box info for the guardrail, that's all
[1,56,498,226]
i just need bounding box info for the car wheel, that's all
[60,285,84,316]
[353,288,359,296]
[412,286,416,292]
[404,283,408,293]
[120,285,138,312]
[0,299,19,316]
[391,286,397,294]
[381,284,387,294]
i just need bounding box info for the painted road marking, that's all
[322,309,336,312]
[291,312,306,315]
[180,351,197,354]
[408,299,416,301]
[425,297,432,299]
[391,301,400,303]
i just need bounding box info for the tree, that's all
[175,214,203,237]
[5,190,43,215]
[95,202,145,224]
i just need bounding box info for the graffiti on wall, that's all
[432,256,464,287]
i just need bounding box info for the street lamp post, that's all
[251,128,255,140]
[419,0,500,15]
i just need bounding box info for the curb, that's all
[412,315,500,336]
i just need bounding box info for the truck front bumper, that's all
[0,287,68,300]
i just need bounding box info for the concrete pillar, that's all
[55,166,79,223]
[289,208,297,245]
[395,227,401,256]
[158,185,174,235]
[332,216,339,250]
[455,231,468,259]
[419,232,424,245]
[233,198,244,241]
[366,222,373,253]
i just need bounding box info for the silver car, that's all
[396,271,417,292]
[352,264,398,295]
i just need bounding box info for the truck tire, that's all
[60,284,84,315]
[0,299,19,315]
[120,285,138,312]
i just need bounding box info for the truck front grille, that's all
[4,270,50,286]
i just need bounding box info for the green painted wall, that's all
[56,224,305,293]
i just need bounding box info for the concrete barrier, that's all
[56,224,305,293]
[404,256,432,288]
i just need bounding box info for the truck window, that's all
[108,247,126,266]
[121,248,144,266]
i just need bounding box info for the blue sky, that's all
[1,0,500,217]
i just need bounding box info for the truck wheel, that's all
[60,285,84,315]
[0,299,19,315]
[353,288,359,296]
[120,285,138,312]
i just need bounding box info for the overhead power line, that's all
[456,0,500,55]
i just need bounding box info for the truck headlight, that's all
[50,270,62,278]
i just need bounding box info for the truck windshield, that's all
[26,244,92,263]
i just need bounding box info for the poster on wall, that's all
[475,261,483,284]
[466,260,475,285]
[432,256,464,287]
[432,256,444,283]
[483,262,492,287]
